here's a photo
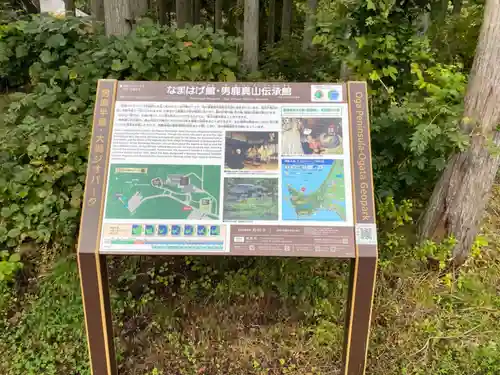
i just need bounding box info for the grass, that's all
[0,184,499,375]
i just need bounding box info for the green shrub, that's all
[371,63,468,198]
[0,16,95,89]
[0,250,22,282]
[260,37,339,82]
[0,16,243,253]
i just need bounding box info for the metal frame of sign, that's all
[77,80,377,375]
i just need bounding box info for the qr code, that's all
[355,224,377,245]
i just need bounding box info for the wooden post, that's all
[77,79,118,375]
[78,254,116,375]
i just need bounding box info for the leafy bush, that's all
[0,250,22,282]
[371,63,468,198]
[0,16,243,253]
[260,37,339,82]
[0,16,95,89]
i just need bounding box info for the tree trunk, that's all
[21,0,39,13]
[168,0,173,26]
[215,0,222,29]
[235,0,243,36]
[267,0,275,45]
[281,0,292,40]
[104,0,131,35]
[176,0,189,27]
[186,0,193,24]
[129,0,149,22]
[419,0,500,266]
[193,0,200,24]
[301,0,317,51]
[64,0,75,14]
[158,0,168,25]
[91,0,105,21]
[452,0,462,16]
[243,0,259,72]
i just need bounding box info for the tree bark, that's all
[129,0,149,22]
[235,0,243,36]
[281,0,292,40]
[64,0,75,15]
[452,0,462,16]
[176,0,189,27]
[91,0,105,21]
[267,0,275,45]
[193,0,200,24]
[21,0,39,13]
[243,0,259,72]
[419,0,500,266]
[215,0,222,29]
[301,0,317,51]
[104,0,131,35]
[186,0,193,24]
[158,0,168,25]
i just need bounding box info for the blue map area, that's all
[282,159,347,221]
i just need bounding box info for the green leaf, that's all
[78,83,90,101]
[111,59,129,71]
[366,0,376,10]
[211,49,222,64]
[7,228,21,238]
[175,29,187,39]
[46,34,67,48]
[1,207,12,218]
[224,55,238,68]
[223,68,236,82]
[187,27,200,41]
[369,70,380,81]
[9,252,21,263]
[36,94,57,109]
[355,36,367,49]
[40,50,53,63]
[15,45,28,58]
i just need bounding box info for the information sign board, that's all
[77,80,377,375]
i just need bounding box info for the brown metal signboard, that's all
[77,80,377,375]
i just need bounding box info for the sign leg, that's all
[342,256,377,375]
[78,253,117,375]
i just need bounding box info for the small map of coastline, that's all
[282,159,346,221]
[105,164,220,220]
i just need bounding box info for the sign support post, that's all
[78,80,377,375]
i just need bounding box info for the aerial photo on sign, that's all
[282,159,347,221]
[105,164,221,220]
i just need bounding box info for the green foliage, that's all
[431,3,484,69]
[260,37,339,81]
[0,250,22,282]
[312,0,474,199]
[0,16,242,251]
[0,258,89,374]
[0,16,93,89]
[372,63,468,197]
[416,237,457,270]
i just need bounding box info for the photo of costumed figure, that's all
[281,118,343,156]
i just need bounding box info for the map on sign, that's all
[104,164,221,220]
[282,159,347,221]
